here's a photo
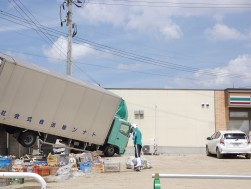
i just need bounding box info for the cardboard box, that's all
[49,166,59,175]
[47,154,58,166]
[104,161,120,172]
[92,163,104,173]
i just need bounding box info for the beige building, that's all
[1,88,251,156]
[109,88,251,154]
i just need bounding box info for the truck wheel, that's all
[18,131,37,147]
[104,145,115,157]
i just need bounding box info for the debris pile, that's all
[1,153,152,186]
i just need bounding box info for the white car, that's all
[206,130,251,159]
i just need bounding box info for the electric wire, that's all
[0,9,249,80]
[9,0,66,61]
[86,0,251,8]
[1,9,251,81]
[1,2,100,85]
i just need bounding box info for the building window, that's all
[230,112,248,118]
[229,108,251,135]
[134,110,144,119]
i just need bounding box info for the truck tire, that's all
[104,145,115,157]
[18,131,37,147]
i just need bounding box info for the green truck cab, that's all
[103,99,132,157]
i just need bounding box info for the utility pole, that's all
[66,0,73,75]
[60,0,82,75]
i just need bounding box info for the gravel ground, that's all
[3,154,251,189]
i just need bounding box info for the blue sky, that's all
[1,0,251,89]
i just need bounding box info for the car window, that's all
[215,132,221,139]
[224,133,246,140]
[211,132,217,139]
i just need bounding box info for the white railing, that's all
[0,172,47,189]
[152,173,251,189]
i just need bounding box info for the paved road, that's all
[4,154,251,189]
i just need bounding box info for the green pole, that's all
[154,173,161,189]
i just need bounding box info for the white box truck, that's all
[0,56,132,157]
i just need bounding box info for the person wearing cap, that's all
[132,123,142,169]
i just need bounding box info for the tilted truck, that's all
[0,56,132,157]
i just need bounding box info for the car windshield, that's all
[224,133,246,140]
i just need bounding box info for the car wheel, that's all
[18,131,37,147]
[245,154,251,159]
[216,148,223,159]
[206,146,211,156]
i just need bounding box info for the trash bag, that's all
[125,156,136,169]
[125,156,152,169]
[55,163,74,180]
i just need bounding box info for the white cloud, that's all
[43,36,95,61]
[194,54,251,88]
[0,25,26,33]
[205,24,248,41]
[76,4,184,40]
[160,24,183,40]
[117,63,142,71]
[75,1,251,41]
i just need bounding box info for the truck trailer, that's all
[0,56,132,157]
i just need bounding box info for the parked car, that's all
[206,130,251,159]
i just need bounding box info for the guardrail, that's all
[0,172,47,189]
[152,173,251,189]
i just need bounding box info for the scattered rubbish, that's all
[1,152,152,184]
[126,156,152,170]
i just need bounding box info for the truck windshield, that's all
[119,124,130,136]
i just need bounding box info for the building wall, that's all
[214,91,228,131]
[1,89,229,155]
[109,89,216,152]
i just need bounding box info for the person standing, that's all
[132,123,142,169]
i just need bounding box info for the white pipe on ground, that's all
[0,172,47,189]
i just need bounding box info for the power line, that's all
[0,49,200,82]
[1,9,251,81]
[86,0,251,8]
[8,0,66,60]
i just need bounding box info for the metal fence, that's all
[152,173,251,189]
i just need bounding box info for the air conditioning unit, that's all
[142,145,156,155]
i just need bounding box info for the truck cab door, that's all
[114,123,131,154]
